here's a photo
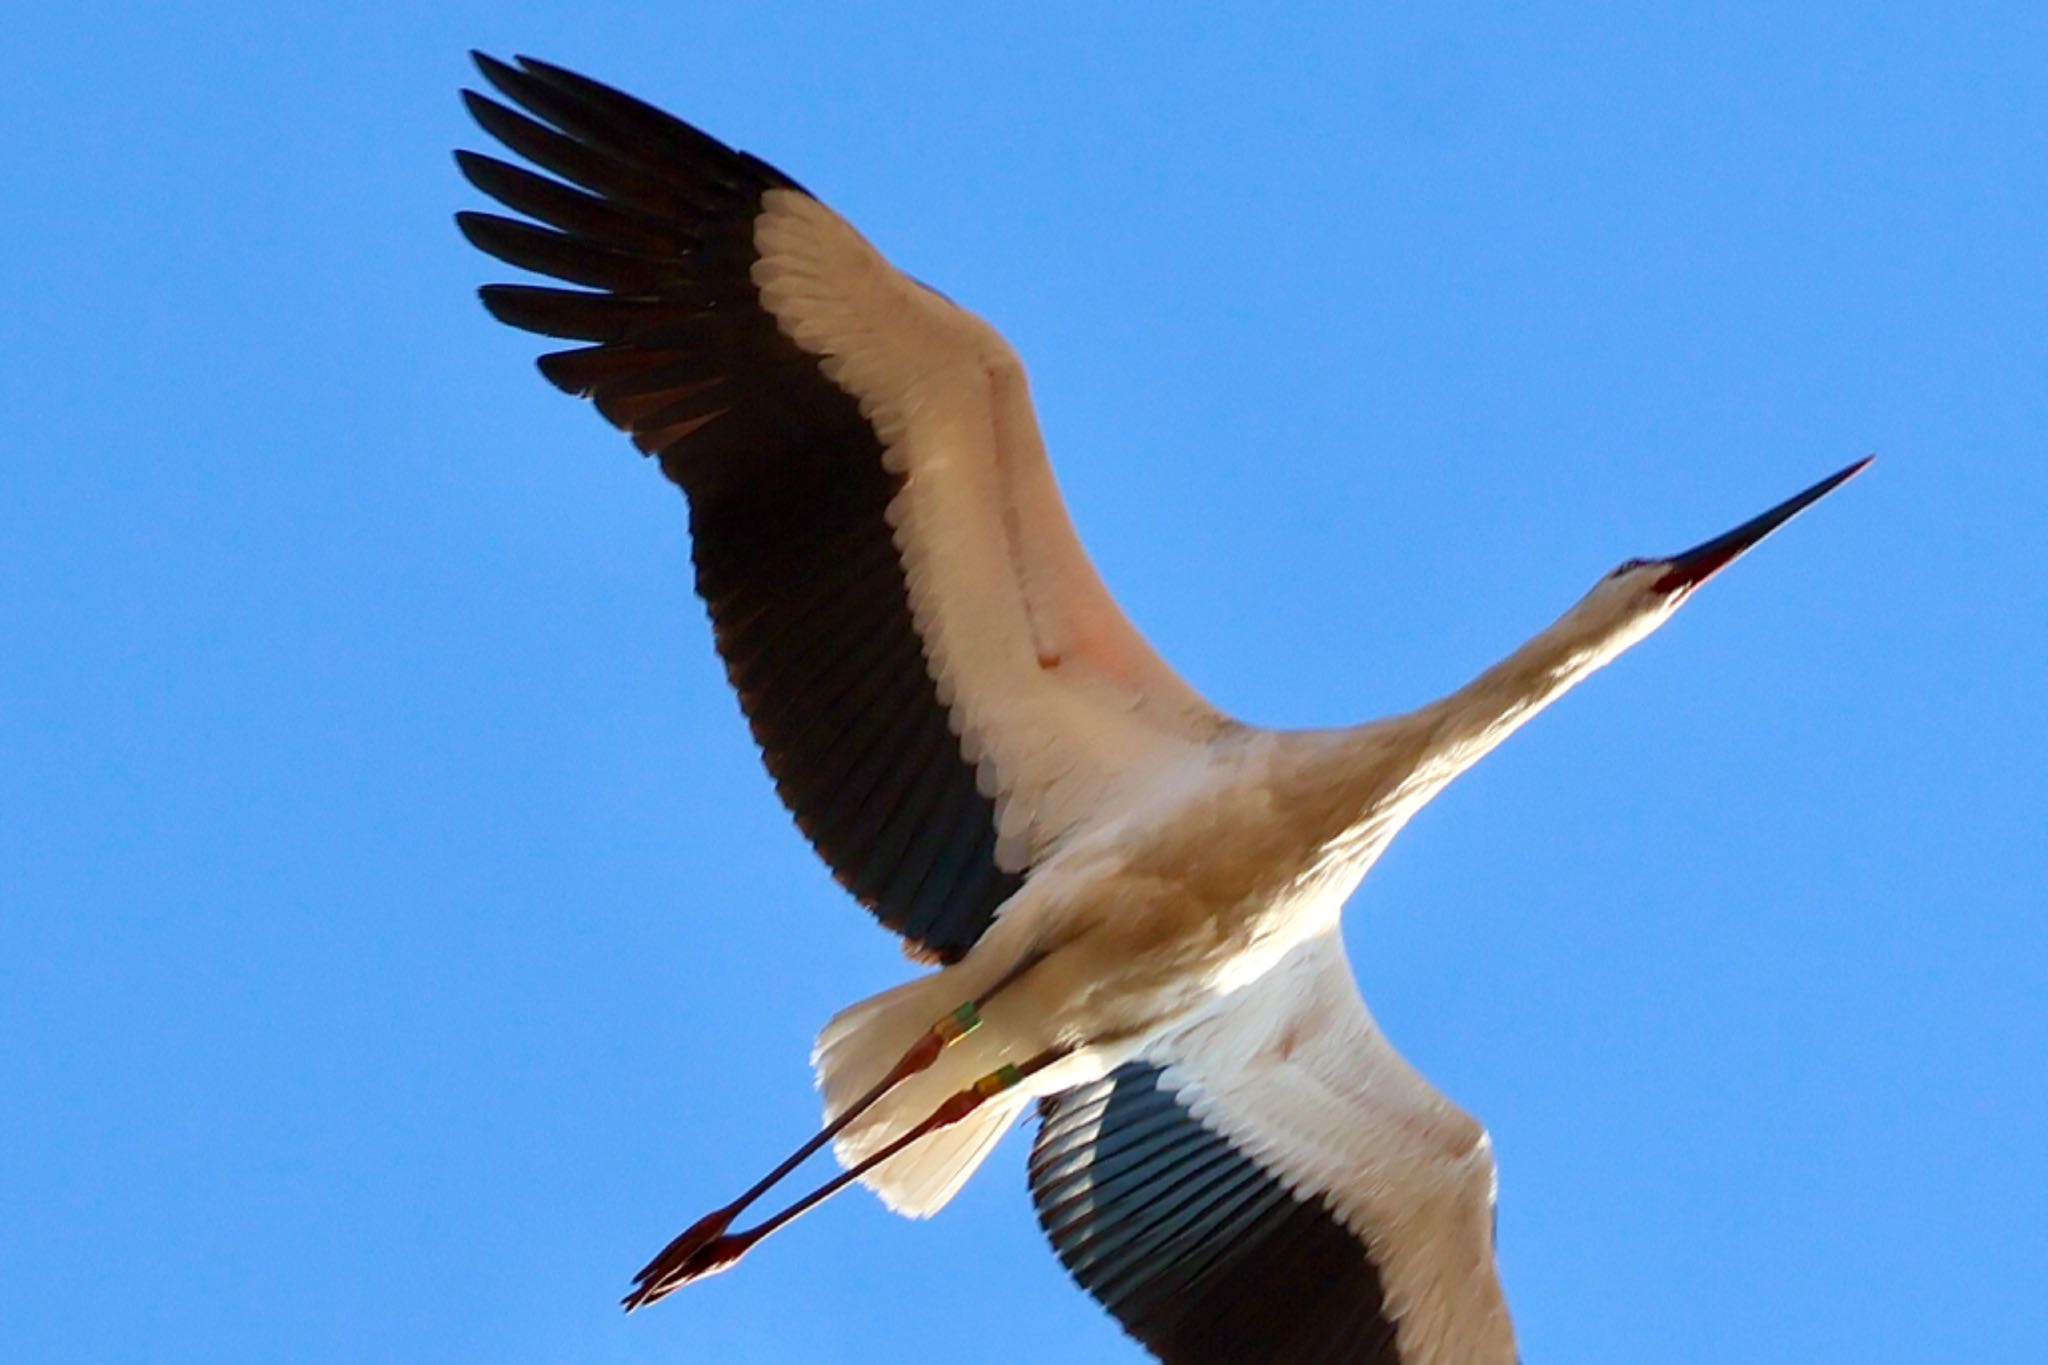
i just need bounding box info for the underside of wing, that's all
[456,56,1232,961]
[1030,934,1517,1365]
[1035,1061,1405,1363]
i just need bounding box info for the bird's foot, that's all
[622,1203,740,1311]
[623,1226,765,1309]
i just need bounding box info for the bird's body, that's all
[815,727,1372,1208]
[816,569,1683,1225]
[457,54,1866,1363]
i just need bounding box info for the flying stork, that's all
[455,54,1867,1364]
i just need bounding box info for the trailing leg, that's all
[629,1048,1070,1304]
[623,955,1045,1310]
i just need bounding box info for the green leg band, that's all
[933,1001,982,1045]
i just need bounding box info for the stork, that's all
[455,54,1867,1364]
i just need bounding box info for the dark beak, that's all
[1654,456,1873,594]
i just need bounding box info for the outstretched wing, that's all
[1031,932,1516,1364]
[456,56,1231,961]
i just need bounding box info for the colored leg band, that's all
[932,1001,982,1045]
[973,1064,1023,1098]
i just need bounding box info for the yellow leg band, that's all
[972,1064,1024,1098]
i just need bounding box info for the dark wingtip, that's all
[470,50,517,85]
[473,282,521,327]
[457,87,498,124]
[531,350,579,392]
[451,208,493,252]
[448,147,511,201]
[513,54,616,101]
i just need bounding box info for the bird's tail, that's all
[812,971,1030,1218]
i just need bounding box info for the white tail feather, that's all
[812,972,1029,1218]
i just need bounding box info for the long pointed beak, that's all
[1654,456,1873,594]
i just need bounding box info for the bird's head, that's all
[1543,457,1873,680]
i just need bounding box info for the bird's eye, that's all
[1607,557,1651,580]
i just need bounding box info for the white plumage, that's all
[457,53,1867,1363]
[753,186,1231,872]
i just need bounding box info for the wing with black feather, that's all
[1032,933,1517,1364]
[457,55,1230,961]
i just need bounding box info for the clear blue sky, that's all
[3,5,2042,1362]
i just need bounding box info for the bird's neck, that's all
[1405,605,1623,781]
[1268,587,1661,897]
[1303,594,1649,847]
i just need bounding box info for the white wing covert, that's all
[1031,932,1517,1364]
[458,56,1229,961]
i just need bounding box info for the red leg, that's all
[622,954,1047,1311]
[624,1047,1067,1308]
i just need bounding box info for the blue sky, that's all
[3,4,2043,1362]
